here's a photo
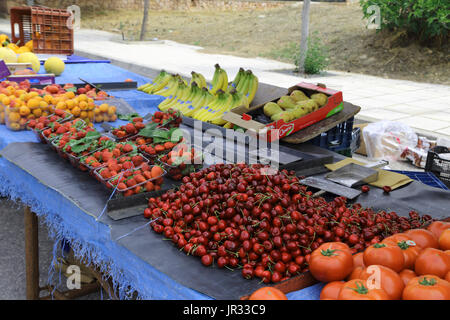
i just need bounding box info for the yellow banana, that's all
[227,68,244,92]
[210,90,240,124]
[171,83,195,111]
[158,82,187,111]
[219,69,229,92]
[139,70,168,91]
[180,83,202,114]
[209,64,224,95]
[155,77,181,98]
[186,89,214,117]
[150,73,174,94]
[235,71,249,94]
[190,72,207,89]
[203,91,231,122]
[194,92,225,121]
[246,72,259,105]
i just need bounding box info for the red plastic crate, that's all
[10,6,74,55]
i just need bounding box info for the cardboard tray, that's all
[222,82,344,142]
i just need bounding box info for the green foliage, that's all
[360,0,450,41]
[295,33,330,74]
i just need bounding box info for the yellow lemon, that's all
[78,94,88,102]
[32,108,42,117]
[25,40,33,52]
[71,106,81,117]
[17,46,31,54]
[99,104,108,113]
[2,96,11,105]
[27,98,40,109]
[108,105,117,116]
[39,101,48,110]
[44,95,53,104]
[9,122,21,131]
[79,101,88,110]
[19,106,30,116]
[65,91,75,99]
[80,111,88,119]
[66,99,74,109]
[95,114,104,123]
[8,112,21,123]
[56,101,66,110]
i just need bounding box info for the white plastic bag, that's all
[362,121,418,161]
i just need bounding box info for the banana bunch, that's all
[190,71,207,89]
[137,71,188,95]
[228,68,259,105]
[209,64,229,95]
[138,70,172,94]
[263,89,328,123]
[191,89,246,125]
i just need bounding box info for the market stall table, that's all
[1,61,449,300]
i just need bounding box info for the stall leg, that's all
[24,206,40,300]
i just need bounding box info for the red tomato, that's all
[402,275,450,300]
[427,221,450,239]
[414,248,450,278]
[338,280,390,300]
[359,265,404,300]
[399,269,417,286]
[347,266,364,281]
[363,243,405,272]
[248,287,287,300]
[405,229,439,249]
[439,229,450,250]
[320,281,344,300]
[352,252,365,269]
[309,242,354,282]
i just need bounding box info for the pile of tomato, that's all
[144,163,435,284]
[314,221,450,300]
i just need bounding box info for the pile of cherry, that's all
[144,163,434,283]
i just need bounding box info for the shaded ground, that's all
[0,198,102,299]
[81,3,449,85]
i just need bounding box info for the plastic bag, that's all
[362,121,418,161]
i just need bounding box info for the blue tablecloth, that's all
[0,61,322,300]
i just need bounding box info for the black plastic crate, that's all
[425,146,450,188]
[310,116,359,156]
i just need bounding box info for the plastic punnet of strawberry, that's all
[106,164,166,196]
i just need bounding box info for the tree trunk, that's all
[140,0,150,41]
[0,0,8,18]
[298,0,311,73]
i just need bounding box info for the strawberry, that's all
[134,174,146,184]
[125,123,136,134]
[123,144,134,153]
[126,178,137,188]
[123,161,133,170]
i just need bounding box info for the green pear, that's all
[311,93,328,107]
[263,102,283,117]
[277,95,297,109]
[290,90,309,102]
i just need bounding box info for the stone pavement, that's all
[1,19,449,138]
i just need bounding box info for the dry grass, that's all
[82,3,449,85]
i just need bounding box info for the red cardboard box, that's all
[222,82,343,142]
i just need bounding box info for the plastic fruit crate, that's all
[10,6,74,55]
[309,116,359,156]
[425,146,450,188]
